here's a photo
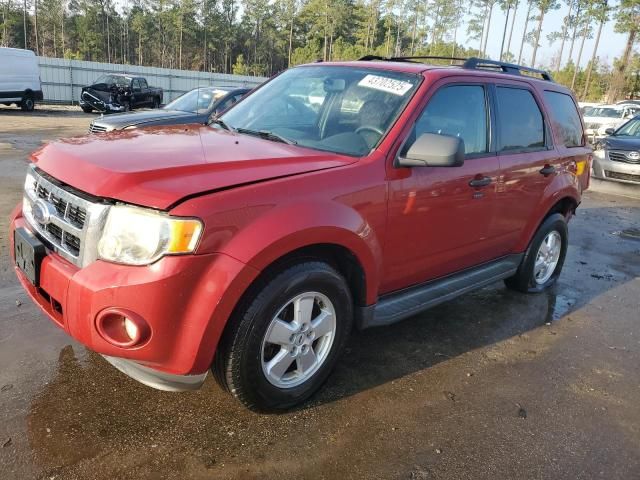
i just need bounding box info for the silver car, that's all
[592,115,640,185]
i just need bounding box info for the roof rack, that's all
[357,55,554,82]
[358,55,467,63]
[463,57,554,81]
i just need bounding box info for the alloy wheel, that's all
[261,292,336,389]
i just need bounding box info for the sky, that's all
[468,3,629,71]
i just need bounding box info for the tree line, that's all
[1,0,638,101]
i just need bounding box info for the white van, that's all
[0,47,43,111]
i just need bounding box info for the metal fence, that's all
[37,57,267,105]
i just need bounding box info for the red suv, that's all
[10,57,591,410]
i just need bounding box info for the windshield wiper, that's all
[235,127,297,145]
[209,117,234,131]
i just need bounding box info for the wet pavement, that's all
[1,109,640,479]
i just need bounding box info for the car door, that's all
[382,81,501,293]
[488,82,560,255]
[131,78,143,107]
[139,78,151,106]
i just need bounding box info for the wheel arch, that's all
[515,190,579,252]
[242,242,369,310]
[200,199,383,306]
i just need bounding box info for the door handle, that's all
[469,176,492,188]
[539,165,556,177]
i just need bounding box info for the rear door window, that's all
[402,84,489,156]
[543,91,584,147]
[496,87,545,152]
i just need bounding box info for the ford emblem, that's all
[32,199,55,225]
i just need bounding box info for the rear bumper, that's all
[592,150,640,184]
[10,207,259,385]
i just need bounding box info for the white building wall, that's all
[37,57,267,104]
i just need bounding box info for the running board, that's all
[361,254,523,328]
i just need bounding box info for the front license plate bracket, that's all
[14,227,46,286]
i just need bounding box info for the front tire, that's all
[505,213,568,293]
[20,94,35,111]
[213,261,353,411]
[81,105,93,113]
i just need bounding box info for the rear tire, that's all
[213,261,353,411]
[504,213,568,293]
[152,97,160,109]
[20,94,35,112]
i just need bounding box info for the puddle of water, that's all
[546,292,577,322]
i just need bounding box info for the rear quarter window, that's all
[543,91,584,148]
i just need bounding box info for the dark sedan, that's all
[592,115,640,184]
[88,86,250,133]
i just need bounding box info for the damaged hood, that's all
[32,124,356,210]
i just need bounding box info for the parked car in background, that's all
[592,114,640,184]
[578,101,600,116]
[10,57,591,411]
[88,86,250,133]
[0,47,43,111]
[616,100,640,106]
[80,74,163,113]
[583,104,640,140]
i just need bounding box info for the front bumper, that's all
[10,208,258,389]
[80,91,126,113]
[592,150,640,184]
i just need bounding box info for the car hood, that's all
[603,136,640,151]
[31,125,357,210]
[95,109,196,128]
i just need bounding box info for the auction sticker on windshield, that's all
[358,75,413,96]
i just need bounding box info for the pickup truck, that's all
[11,57,591,411]
[79,74,163,113]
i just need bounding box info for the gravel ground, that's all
[1,108,639,480]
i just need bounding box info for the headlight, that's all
[98,205,203,266]
[24,169,36,193]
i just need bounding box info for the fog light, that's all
[96,308,150,348]
[123,317,139,340]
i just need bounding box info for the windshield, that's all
[220,66,421,156]
[614,118,640,137]
[94,75,131,87]
[165,88,229,113]
[588,107,624,119]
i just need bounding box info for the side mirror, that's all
[397,133,465,168]
[604,127,615,135]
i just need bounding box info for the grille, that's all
[89,122,108,134]
[608,150,639,164]
[34,181,87,229]
[23,165,110,267]
[605,171,640,183]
